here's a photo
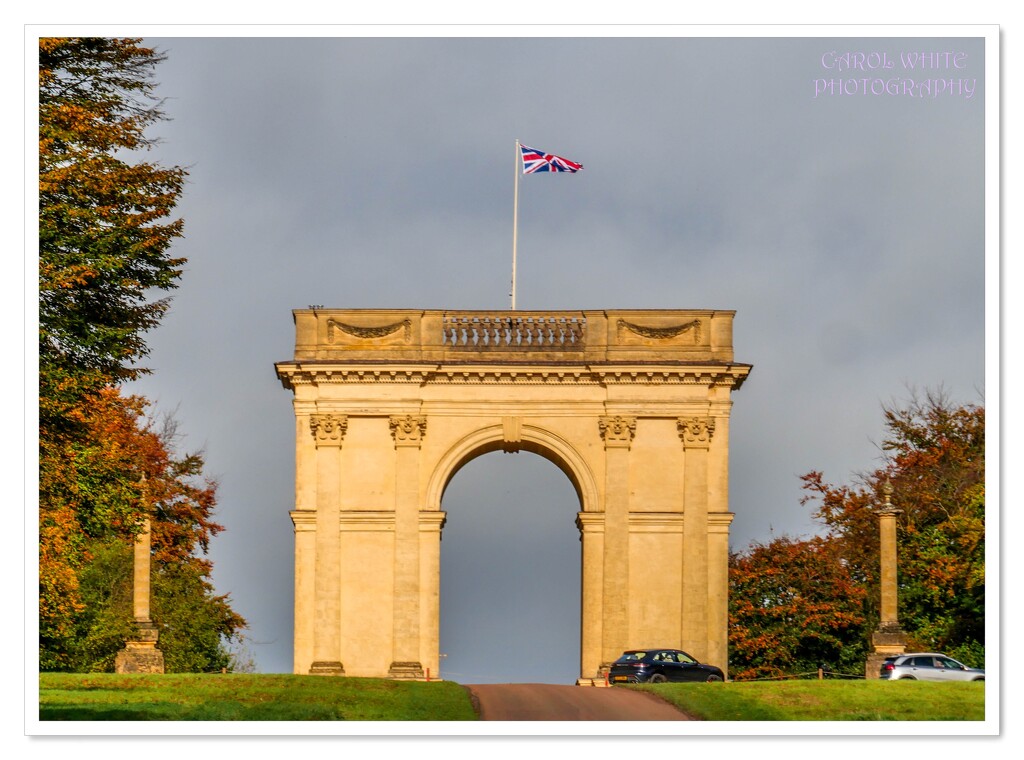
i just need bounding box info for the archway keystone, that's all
[276,309,751,681]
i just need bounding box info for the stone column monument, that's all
[115,476,165,674]
[865,479,907,678]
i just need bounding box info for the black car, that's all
[608,648,725,684]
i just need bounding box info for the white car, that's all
[880,653,984,681]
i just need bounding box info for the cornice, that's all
[275,362,752,390]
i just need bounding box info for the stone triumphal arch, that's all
[275,309,751,682]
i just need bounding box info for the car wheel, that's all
[705,674,723,682]
[973,677,984,681]
[899,675,916,680]
[649,673,668,684]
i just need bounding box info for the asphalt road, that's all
[465,683,694,721]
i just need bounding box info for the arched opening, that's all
[439,451,581,684]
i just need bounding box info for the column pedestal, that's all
[309,661,346,675]
[388,661,425,679]
[115,620,165,674]
[865,622,907,678]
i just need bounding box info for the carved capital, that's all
[310,414,348,447]
[390,415,427,447]
[599,415,636,448]
[678,417,715,449]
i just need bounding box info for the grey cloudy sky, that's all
[114,33,989,684]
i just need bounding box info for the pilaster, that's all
[389,414,427,679]
[309,413,346,675]
[577,511,605,680]
[419,510,447,680]
[707,512,734,674]
[679,416,714,661]
[599,415,634,670]
[290,510,317,674]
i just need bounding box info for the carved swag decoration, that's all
[617,318,702,343]
[327,318,412,342]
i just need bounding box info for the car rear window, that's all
[615,652,647,662]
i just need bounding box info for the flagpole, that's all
[511,139,520,310]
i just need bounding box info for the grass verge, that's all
[632,680,985,721]
[39,673,479,721]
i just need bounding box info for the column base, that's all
[865,624,908,678]
[114,642,165,674]
[309,661,346,675]
[114,621,164,674]
[388,661,425,679]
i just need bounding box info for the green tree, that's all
[39,37,186,394]
[73,536,245,673]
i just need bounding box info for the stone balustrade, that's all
[442,313,586,350]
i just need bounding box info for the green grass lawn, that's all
[39,673,479,721]
[632,680,986,721]
[39,674,986,722]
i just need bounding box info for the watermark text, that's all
[814,50,977,99]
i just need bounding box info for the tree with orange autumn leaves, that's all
[728,535,868,679]
[728,390,984,679]
[39,38,244,671]
[41,388,245,671]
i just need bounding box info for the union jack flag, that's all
[520,144,584,174]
